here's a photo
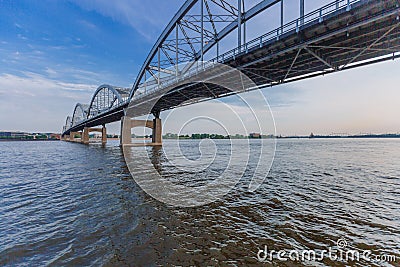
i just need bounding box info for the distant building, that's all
[90,133,102,138]
[0,132,11,137]
[249,133,261,139]
[50,133,61,140]
[0,131,61,140]
[0,131,29,138]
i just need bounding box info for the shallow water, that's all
[0,139,399,266]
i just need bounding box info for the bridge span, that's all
[62,0,400,146]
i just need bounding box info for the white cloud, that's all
[0,72,96,95]
[0,72,97,132]
[45,67,57,76]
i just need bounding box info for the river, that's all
[0,139,399,266]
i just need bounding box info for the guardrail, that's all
[214,0,359,63]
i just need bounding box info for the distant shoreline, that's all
[279,134,400,139]
[164,134,400,140]
[162,133,400,140]
[1,135,399,142]
[0,139,60,142]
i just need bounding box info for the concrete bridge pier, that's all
[152,118,162,144]
[69,131,81,142]
[120,116,162,147]
[82,125,107,145]
[82,127,89,144]
[101,126,107,145]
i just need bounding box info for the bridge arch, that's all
[130,0,281,98]
[72,103,89,126]
[87,84,130,119]
[64,116,72,132]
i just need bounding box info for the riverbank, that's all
[0,139,60,142]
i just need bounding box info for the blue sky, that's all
[0,0,173,132]
[0,0,155,85]
[0,0,399,135]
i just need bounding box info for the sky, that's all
[0,0,399,135]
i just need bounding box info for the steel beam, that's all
[341,23,399,69]
[281,0,284,31]
[201,0,204,62]
[130,0,198,97]
[304,46,335,69]
[176,23,179,75]
[238,0,242,49]
[284,48,302,80]
[242,7,400,68]
[200,0,280,59]
[158,47,161,86]
[149,65,175,75]
[300,0,304,25]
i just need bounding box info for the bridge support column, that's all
[82,127,90,144]
[70,132,80,142]
[152,118,162,144]
[120,116,131,146]
[81,126,106,145]
[101,125,107,145]
[120,116,162,147]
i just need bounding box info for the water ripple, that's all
[0,139,399,266]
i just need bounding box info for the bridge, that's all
[61,0,400,146]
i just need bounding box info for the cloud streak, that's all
[0,71,98,131]
[69,0,178,42]
[0,72,97,96]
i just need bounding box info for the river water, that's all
[0,139,399,266]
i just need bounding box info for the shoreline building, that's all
[249,133,261,139]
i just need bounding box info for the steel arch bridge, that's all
[87,85,130,119]
[72,103,89,127]
[64,85,130,132]
[62,0,400,136]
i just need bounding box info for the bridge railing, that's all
[131,0,361,102]
[214,0,360,63]
[132,61,219,101]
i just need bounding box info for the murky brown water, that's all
[0,139,399,266]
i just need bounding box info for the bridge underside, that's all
[235,0,400,85]
[64,106,126,135]
[132,0,400,116]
